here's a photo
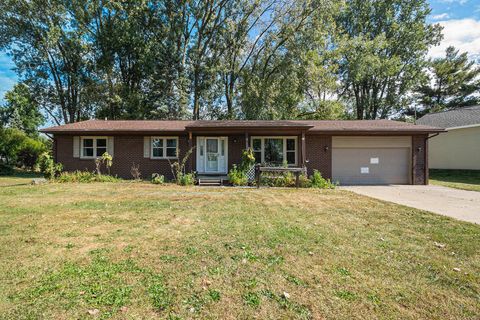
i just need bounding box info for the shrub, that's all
[240,148,255,171]
[0,163,14,176]
[130,163,141,180]
[94,152,113,175]
[38,152,63,179]
[178,173,195,186]
[56,171,122,183]
[151,173,165,185]
[228,165,248,186]
[16,137,47,169]
[169,147,195,185]
[310,170,336,189]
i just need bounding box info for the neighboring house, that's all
[417,106,480,170]
[40,119,443,185]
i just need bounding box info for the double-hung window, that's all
[251,137,297,166]
[81,137,108,158]
[151,137,178,159]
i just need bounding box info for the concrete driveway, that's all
[342,185,480,224]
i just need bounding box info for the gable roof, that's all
[416,106,480,129]
[40,119,443,134]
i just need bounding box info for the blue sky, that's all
[1,0,479,104]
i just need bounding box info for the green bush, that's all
[240,148,256,171]
[310,170,336,189]
[0,128,47,169]
[55,171,122,183]
[38,152,63,179]
[0,163,14,176]
[228,165,248,186]
[16,137,47,169]
[151,173,165,185]
[178,173,195,186]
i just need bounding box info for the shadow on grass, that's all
[430,169,480,185]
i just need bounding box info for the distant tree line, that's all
[0,0,478,125]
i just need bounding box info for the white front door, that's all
[206,138,219,172]
[197,137,228,173]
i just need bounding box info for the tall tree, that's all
[0,83,44,136]
[336,0,442,119]
[414,46,480,115]
[0,0,95,124]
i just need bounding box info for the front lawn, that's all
[430,169,480,192]
[0,180,479,319]
[0,170,43,187]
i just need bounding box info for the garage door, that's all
[332,137,411,185]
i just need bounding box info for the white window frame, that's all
[251,136,298,166]
[150,136,179,159]
[80,136,108,159]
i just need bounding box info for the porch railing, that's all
[254,164,306,188]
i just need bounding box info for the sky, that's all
[0,0,479,104]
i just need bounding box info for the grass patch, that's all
[0,181,479,318]
[430,169,480,192]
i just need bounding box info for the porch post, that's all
[301,131,306,167]
[245,132,249,149]
[188,131,193,172]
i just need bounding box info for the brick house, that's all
[40,119,443,185]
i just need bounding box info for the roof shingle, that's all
[417,106,480,129]
[40,119,443,133]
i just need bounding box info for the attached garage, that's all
[332,136,411,185]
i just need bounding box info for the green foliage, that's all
[0,163,14,176]
[0,83,44,136]
[95,152,113,175]
[240,148,256,171]
[414,46,480,116]
[38,152,63,180]
[0,127,25,165]
[170,147,194,185]
[16,137,47,169]
[151,173,165,185]
[310,170,336,189]
[243,292,260,308]
[336,0,442,119]
[55,171,121,183]
[178,173,195,186]
[228,165,248,186]
[0,0,451,121]
[0,127,47,169]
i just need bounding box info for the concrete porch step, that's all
[197,177,227,186]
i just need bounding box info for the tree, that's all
[414,46,480,115]
[0,0,95,124]
[336,0,442,119]
[0,83,44,136]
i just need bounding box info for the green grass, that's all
[0,170,42,187]
[0,178,479,319]
[430,169,480,192]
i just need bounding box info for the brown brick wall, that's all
[55,135,188,180]
[305,135,332,179]
[412,134,428,185]
[54,133,428,184]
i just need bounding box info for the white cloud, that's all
[439,0,468,4]
[431,13,450,20]
[429,18,480,59]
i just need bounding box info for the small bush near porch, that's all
[0,180,479,319]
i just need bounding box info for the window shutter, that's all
[107,137,114,157]
[144,137,150,158]
[73,136,80,158]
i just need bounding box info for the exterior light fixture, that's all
[324,146,329,151]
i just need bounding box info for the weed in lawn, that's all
[243,291,260,308]
[334,290,357,301]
